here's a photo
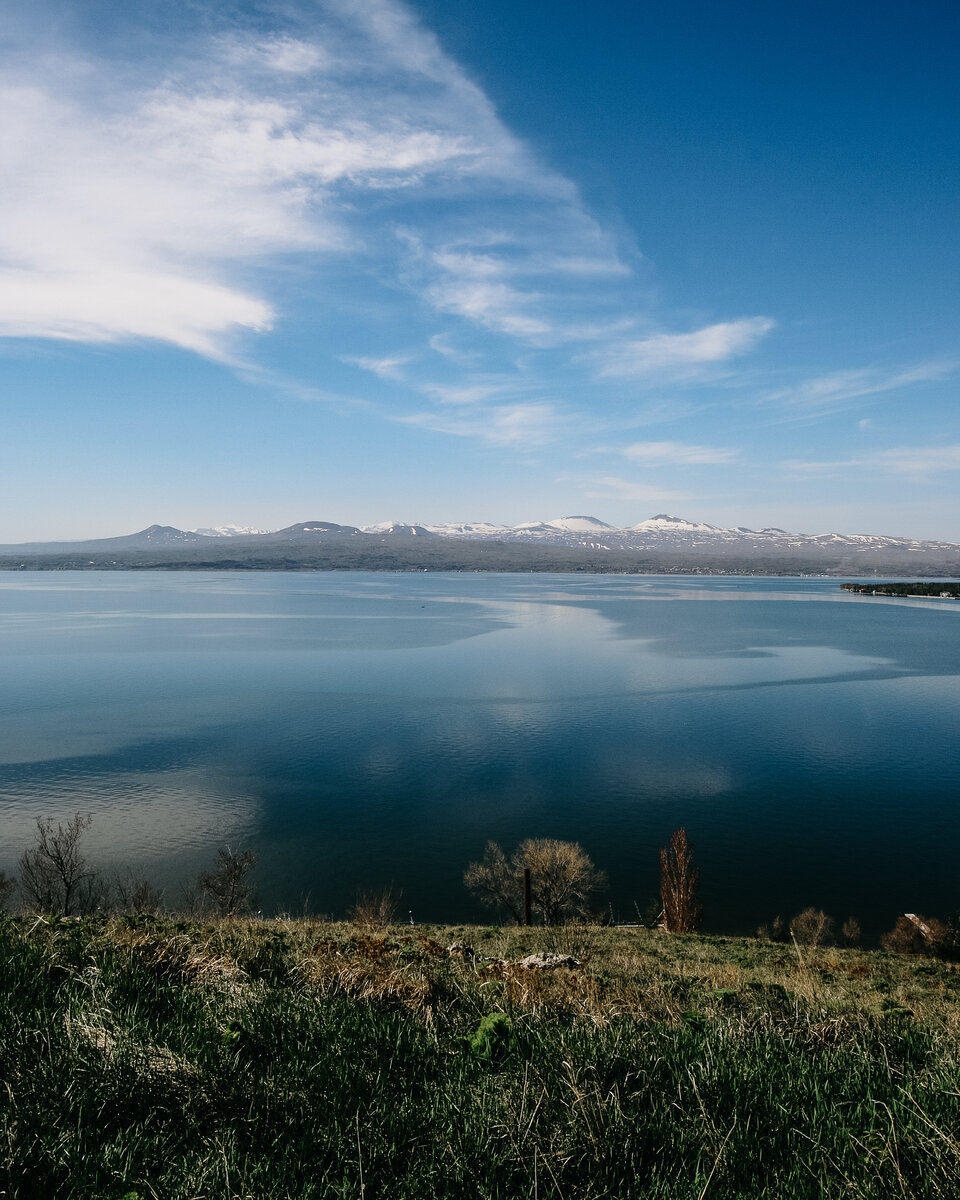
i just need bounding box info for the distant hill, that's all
[1,513,958,575]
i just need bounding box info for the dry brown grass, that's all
[66,914,960,1033]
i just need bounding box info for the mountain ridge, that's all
[1,513,958,556]
[1,514,958,575]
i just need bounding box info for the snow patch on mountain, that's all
[546,515,616,533]
[628,514,719,533]
[363,522,435,536]
[192,525,273,537]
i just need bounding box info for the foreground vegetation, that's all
[4,915,960,1199]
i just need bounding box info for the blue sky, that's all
[1,0,957,541]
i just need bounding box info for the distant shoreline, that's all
[841,582,960,599]
[1,551,959,579]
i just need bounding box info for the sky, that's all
[0,0,958,542]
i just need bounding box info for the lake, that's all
[1,570,958,937]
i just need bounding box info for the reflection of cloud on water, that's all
[595,751,732,799]
[0,768,261,885]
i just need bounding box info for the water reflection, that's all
[0,571,958,936]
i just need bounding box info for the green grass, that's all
[3,915,960,1198]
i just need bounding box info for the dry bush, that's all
[881,914,951,956]
[111,868,164,915]
[789,908,835,947]
[0,871,16,912]
[840,917,862,947]
[294,939,434,1012]
[541,920,602,965]
[757,915,788,942]
[350,887,399,929]
[464,839,605,925]
[659,828,701,933]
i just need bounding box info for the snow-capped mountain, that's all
[361,522,435,536]
[169,510,957,557]
[191,525,273,537]
[413,513,960,557]
[2,513,957,573]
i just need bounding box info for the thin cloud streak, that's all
[398,402,566,445]
[577,475,690,503]
[763,361,956,411]
[782,443,960,477]
[341,355,411,380]
[622,440,740,465]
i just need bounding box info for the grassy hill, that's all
[3,915,960,1198]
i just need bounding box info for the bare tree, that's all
[197,847,257,916]
[659,827,701,933]
[18,813,99,915]
[465,838,605,925]
[465,842,523,922]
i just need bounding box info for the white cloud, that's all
[622,440,740,465]
[427,332,480,365]
[0,0,602,357]
[426,277,553,338]
[0,0,787,467]
[221,36,331,76]
[0,266,271,357]
[594,318,774,379]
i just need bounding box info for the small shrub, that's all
[882,914,952,956]
[789,907,835,947]
[196,847,256,917]
[350,887,400,929]
[111,868,164,915]
[757,915,788,942]
[840,917,862,947]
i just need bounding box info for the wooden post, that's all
[523,868,532,927]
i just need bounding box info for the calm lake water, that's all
[1,571,958,936]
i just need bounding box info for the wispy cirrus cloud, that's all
[763,360,956,411]
[783,443,960,476]
[425,276,553,339]
[419,380,523,406]
[399,402,565,445]
[341,354,411,380]
[576,475,690,503]
[0,0,801,465]
[0,0,618,359]
[622,440,740,465]
[592,317,775,380]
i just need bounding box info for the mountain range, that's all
[1,514,958,575]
